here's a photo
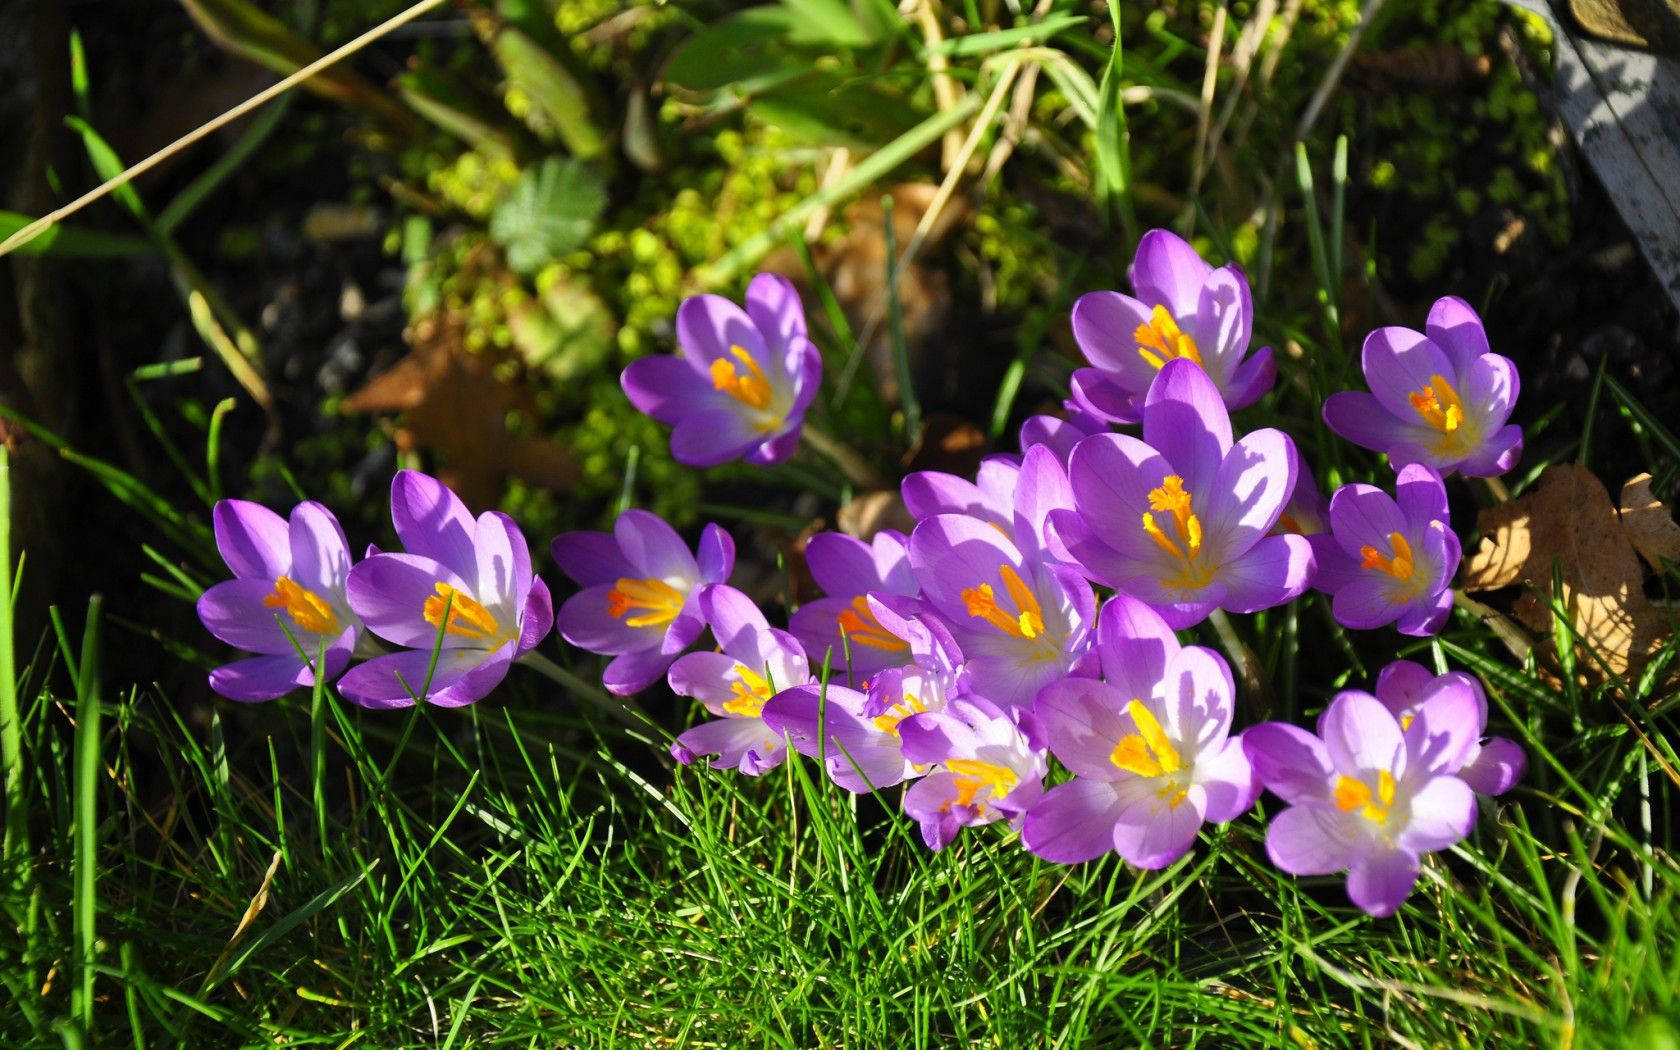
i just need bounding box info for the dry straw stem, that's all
[0,0,449,260]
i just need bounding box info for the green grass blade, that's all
[71,595,104,1033]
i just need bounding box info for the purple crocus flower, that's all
[1314,463,1459,636]
[787,530,918,680]
[899,697,1047,850]
[1019,407,1106,466]
[668,585,809,775]
[1051,359,1314,629]
[621,273,822,467]
[339,471,552,708]
[553,509,735,695]
[197,499,362,701]
[1373,660,1525,796]
[1070,229,1274,424]
[1023,596,1258,867]
[1323,296,1522,477]
[1244,688,1481,917]
[908,512,1095,711]
[761,680,920,793]
[901,455,1019,535]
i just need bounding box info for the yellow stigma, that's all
[1141,475,1214,589]
[422,582,503,642]
[1109,700,1185,779]
[710,345,775,411]
[944,758,1019,811]
[1134,305,1204,370]
[722,663,773,718]
[961,565,1047,641]
[835,596,911,654]
[605,577,686,629]
[1359,531,1416,583]
[871,692,927,735]
[263,576,339,635]
[1333,770,1397,824]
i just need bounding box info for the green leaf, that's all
[778,0,878,46]
[489,157,608,276]
[750,73,922,149]
[663,8,803,93]
[0,211,151,259]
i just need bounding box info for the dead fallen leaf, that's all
[1462,462,1674,683]
[342,312,578,509]
[1620,472,1680,572]
[836,490,915,540]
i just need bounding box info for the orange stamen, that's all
[263,576,339,635]
[1359,531,1416,582]
[606,577,686,629]
[422,582,503,642]
[1141,475,1214,588]
[710,345,774,410]
[1134,305,1204,370]
[961,565,1046,640]
[835,596,911,653]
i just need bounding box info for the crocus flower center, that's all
[422,582,504,643]
[835,596,911,654]
[1408,374,1476,455]
[1134,305,1204,370]
[1141,475,1215,589]
[710,346,776,414]
[1109,700,1185,779]
[961,565,1047,642]
[1359,531,1418,590]
[263,576,339,636]
[1334,770,1398,824]
[944,758,1019,811]
[606,577,687,629]
[871,692,927,735]
[722,662,773,718]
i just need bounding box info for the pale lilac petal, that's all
[667,650,742,711]
[1219,533,1314,614]
[1200,429,1296,556]
[337,645,496,709]
[1143,359,1232,492]
[668,407,762,467]
[1459,737,1525,796]
[519,577,552,654]
[1461,353,1518,424]
[675,293,764,370]
[1405,684,1483,775]
[1192,264,1250,382]
[557,584,662,656]
[1323,391,1402,455]
[1112,779,1206,869]
[198,578,305,655]
[1019,413,1102,465]
[1265,804,1362,875]
[804,532,877,595]
[902,471,1001,528]
[1394,585,1453,637]
[1332,575,1406,631]
[213,500,290,581]
[347,553,474,650]
[1067,433,1174,550]
[390,471,478,580]
[209,651,342,703]
[1425,295,1491,377]
[1095,595,1179,699]
[1012,445,1073,555]
[1035,677,1133,778]
[613,510,697,582]
[1395,775,1475,853]
[287,501,352,597]
[621,356,701,423]
[1361,326,1457,421]
[1374,659,1436,719]
[1459,424,1523,478]
[1197,736,1260,822]
[1070,290,1159,386]
[907,513,1025,622]
[1346,849,1421,917]
[603,646,678,695]
[1321,691,1405,777]
[1022,778,1130,862]
[1069,368,1142,424]
[744,271,806,351]
[672,716,787,776]
[1130,229,1212,319]
[697,584,770,657]
[744,425,800,466]
[1225,345,1275,409]
[473,512,529,610]
[1328,484,1407,554]
[1158,645,1235,748]
[1244,722,1333,805]
[1393,463,1449,526]
[903,774,975,850]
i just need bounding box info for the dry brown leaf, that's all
[836,490,915,540]
[1462,462,1673,681]
[1620,472,1680,571]
[342,314,578,509]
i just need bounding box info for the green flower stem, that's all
[0,448,24,874]
[1208,608,1266,712]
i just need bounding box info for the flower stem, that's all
[519,650,655,731]
[800,424,887,490]
[0,448,25,877]
[1482,475,1511,503]
[1208,609,1267,711]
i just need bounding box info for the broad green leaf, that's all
[750,73,922,148]
[663,8,804,93]
[779,0,878,46]
[489,157,608,275]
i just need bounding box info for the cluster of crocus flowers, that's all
[196,248,1531,920]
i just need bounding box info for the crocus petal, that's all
[1346,849,1421,918]
[287,501,352,598]
[744,426,800,466]
[1069,369,1142,425]
[1112,778,1206,869]
[670,408,766,467]
[551,531,635,587]
[902,471,1001,528]
[1070,290,1160,386]
[1361,325,1457,422]
[1130,229,1212,319]
[1328,483,1407,555]
[697,584,770,655]
[903,773,975,850]
[1461,353,1519,425]
[1459,736,1526,796]
[1322,391,1401,455]
[804,532,878,595]
[1067,433,1174,553]
[676,293,765,370]
[1218,533,1314,614]
[473,511,530,612]
[696,523,735,584]
[1425,294,1491,377]
[1374,659,1437,718]
[1265,804,1362,875]
[347,553,474,650]
[337,645,491,709]
[518,577,553,654]
[209,651,338,703]
[198,578,309,655]
[744,271,806,352]
[1143,359,1232,493]
[1331,574,1407,631]
[1394,463,1449,526]
[1193,265,1250,381]
[1197,736,1260,823]
[621,356,702,423]
[213,500,290,581]
[1225,345,1275,410]
[1095,595,1180,699]
[1393,585,1453,637]
[1022,778,1130,863]
[1395,775,1475,853]
[390,471,478,581]
[1158,645,1235,749]
[1459,424,1523,478]
[672,716,786,776]
[1320,691,1405,778]
[1200,429,1296,556]
[613,510,699,583]
[1035,677,1134,778]
[1012,445,1074,556]
[1244,722,1334,805]
[603,646,679,695]
[557,584,661,656]
[1405,684,1483,775]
